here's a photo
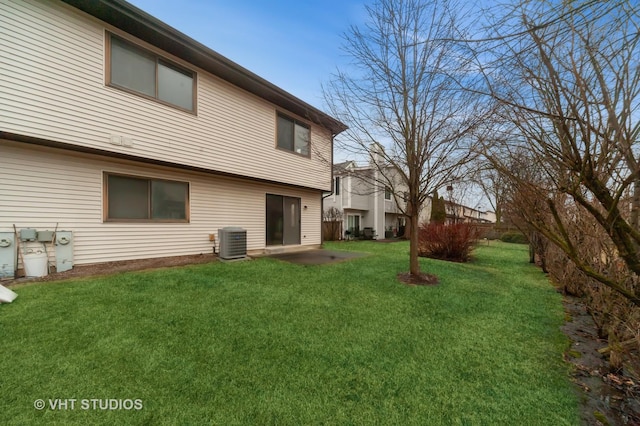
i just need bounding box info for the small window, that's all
[277,113,310,156]
[105,173,189,222]
[385,186,392,200]
[335,176,341,195]
[108,34,195,112]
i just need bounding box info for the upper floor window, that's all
[385,186,392,200]
[335,176,341,195]
[105,173,189,222]
[277,113,310,156]
[108,34,195,112]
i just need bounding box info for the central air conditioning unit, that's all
[218,227,247,260]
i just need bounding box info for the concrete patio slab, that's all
[267,249,367,265]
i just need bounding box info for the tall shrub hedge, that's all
[418,223,479,262]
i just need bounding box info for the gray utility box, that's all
[37,230,55,242]
[54,231,73,273]
[20,228,37,242]
[0,232,17,279]
[218,227,247,260]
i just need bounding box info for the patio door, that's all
[347,214,360,237]
[266,194,301,246]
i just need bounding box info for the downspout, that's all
[321,190,334,246]
[321,134,336,245]
[374,167,379,238]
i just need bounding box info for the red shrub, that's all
[418,223,480,262]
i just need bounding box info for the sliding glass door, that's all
[266,194,301,246]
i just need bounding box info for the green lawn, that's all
[0,241,579,425]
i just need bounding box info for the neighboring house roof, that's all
[61,0,347,136]
[333,161,356,174]
[333,162,393,178]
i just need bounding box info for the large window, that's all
[105,174,189,222]
[277,113,310,156]
[108,34,195,112]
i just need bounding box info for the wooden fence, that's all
[323,221,343,241]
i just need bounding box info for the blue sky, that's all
[128,0,367,111]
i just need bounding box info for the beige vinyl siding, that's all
[0,140,322,265]
[0,0,333,192]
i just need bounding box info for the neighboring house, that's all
[0,0,346,266]
[325,161,431,239]
[443,200,497,224]
[325,160,495,239]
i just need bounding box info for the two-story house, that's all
[325,157,496,239]
[325,161,431,239]
[0,0,346,267]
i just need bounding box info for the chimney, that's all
[368,142,385,168]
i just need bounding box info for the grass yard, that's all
[0,241,579,425]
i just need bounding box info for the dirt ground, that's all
[3,253,218,286]
[3,255,640,424]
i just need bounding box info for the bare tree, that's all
[479,0,640,305]
[492,147,552,268]
[324,0,487,279]
[472,165,508,225]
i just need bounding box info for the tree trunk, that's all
[409,211,421,276]
[403,202,413,240]
[529,243,535,264]
[631,178,640,232]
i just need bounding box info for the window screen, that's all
[106,174,188,221]
[277,113,309,155]
[109,34,194,112]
